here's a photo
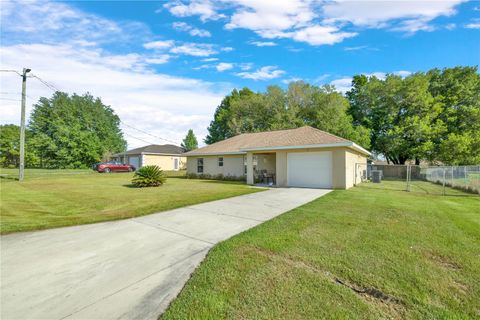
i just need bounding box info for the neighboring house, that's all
[184,126,370,189]
[112,144,186,171]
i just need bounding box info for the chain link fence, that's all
[355,163,480,196]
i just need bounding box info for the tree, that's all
[347,66,480,165]
[205,88,255,144]
[0,124,39,167]
[28,92,127,168]
[181,129,198,151]
[204,82,370,148]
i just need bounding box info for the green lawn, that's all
[162,180,480,320]
[0,169,259,234]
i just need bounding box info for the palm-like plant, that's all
[132,165,166,187]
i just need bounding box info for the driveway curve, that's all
[1,187,331,320]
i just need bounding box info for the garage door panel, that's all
[128,156,140,168]
[287,152,332,188]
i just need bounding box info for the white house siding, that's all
[187,155,245,178]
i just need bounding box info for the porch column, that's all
[246,152,254,185]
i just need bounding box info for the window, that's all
[218,157,224,167]
[197,158,204,173]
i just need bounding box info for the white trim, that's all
[185,151,246,156]
[240,142,371,156]
[140,152,185,156]
[186,142,371,157]
[350,143,371,156]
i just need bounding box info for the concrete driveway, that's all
[1,187,331,320]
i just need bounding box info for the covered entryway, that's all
[287,151,333,188]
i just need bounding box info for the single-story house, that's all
[184,126,370,189]
[112,144,186,171]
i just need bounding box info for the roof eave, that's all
[185,151,247,156]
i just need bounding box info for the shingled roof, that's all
[114,144,185,156]
[185,126,369,156]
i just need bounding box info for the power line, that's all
[120,121,178,144]
[0,97,21,101]
[29,74,61,92]
[122,131,157,146]
[0,70,22,76]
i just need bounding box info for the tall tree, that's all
[347,66,479,165]
[28,92,126,168]
[427,67,480,164]
[181,129,198,151]
[205,88,255,144]
[205,82,370,148]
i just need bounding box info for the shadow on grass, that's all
[0,175,18,181]
[359,182,479,198]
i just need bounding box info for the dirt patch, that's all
[243,245,405,318]
[422,250,461,270]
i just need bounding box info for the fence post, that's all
[442,167,446,196]
[406,165,410,192]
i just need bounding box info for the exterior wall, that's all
[187,147,368,189]
[345,149,368,189]
[142,154,186,171]
[186,155,245,178]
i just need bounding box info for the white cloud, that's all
[286,25,357,46]
[143,40,222,57]
[465,19,480,29]
[0,44,229,148]
[282,77,302,84]
[216,62,234,72]
[239,63,253,70]
[323,0,466,33]
[170,43,217,56]
[249,41,277,47]
[172,21,211,37]
[445,23,456,30]
[1,0,150,45]
[144,55,171,64]
[221,46,234,52]
[330,77,353,93]
[163,0,225,22]
[223,0,349,46]
[202,57,219,62]
[236,66,285,80]
[143,40,175,50]
[343,45,378,51]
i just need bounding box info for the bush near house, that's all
[186,172,245,181]
[132,165,166,187]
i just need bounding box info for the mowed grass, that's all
[0,169,261,234]
[162,180,480,320]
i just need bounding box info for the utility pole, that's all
[19,68,31,181]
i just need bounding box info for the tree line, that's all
[1,92,126,168]
[1,66,478,168]
[206,66,479,165]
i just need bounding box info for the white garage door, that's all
[287,151,333,188]
[128,156,140,169]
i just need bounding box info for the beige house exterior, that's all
[185,126,370,189]
[113,144,186,171]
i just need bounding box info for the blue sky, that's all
[1,0,479,147]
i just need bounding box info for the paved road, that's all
[1,188,331,320]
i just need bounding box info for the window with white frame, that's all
[218,157,224,167]
[197,158,204,173]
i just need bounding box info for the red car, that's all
[93,161,135,173]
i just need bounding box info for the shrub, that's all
[132,165,166,187]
